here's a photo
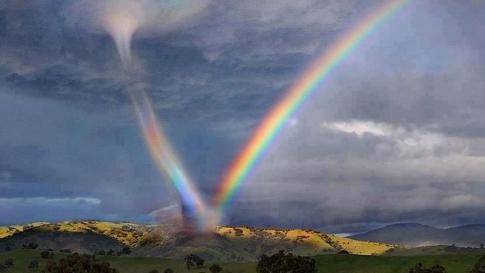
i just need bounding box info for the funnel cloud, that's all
[68,0,214,231]
[65,0,211,66]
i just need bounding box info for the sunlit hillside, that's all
[216,226,394,256]
[0,221,395,260]
[0,223,49,239]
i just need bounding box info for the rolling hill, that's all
[0,221,395,261]
[351,223,485,248]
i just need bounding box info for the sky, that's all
[1,0,485,234]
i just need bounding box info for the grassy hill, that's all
[0,229,126,254]
[215,226,393,256]
[0,249,483,273]
[0,221,174,247]
[0,221,395,261]
[0,222,50,239]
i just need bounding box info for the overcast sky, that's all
[1,0,485,233]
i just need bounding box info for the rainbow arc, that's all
[123,0,410,228]
[213,0,409,210]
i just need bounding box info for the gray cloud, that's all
[221,0,485,232]
[0,197,102,224]
[1,0,485,232]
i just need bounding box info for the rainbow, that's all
[213,0,409,208]
[131,91,207,222]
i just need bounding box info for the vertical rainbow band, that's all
[213,0,409,209]
[131,91,206,221]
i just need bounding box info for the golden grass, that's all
[329,235,395,255]
[0,221,396,256]
[214,226,394,255]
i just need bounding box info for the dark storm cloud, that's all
[1,0,485,232]
[0,91,173,222]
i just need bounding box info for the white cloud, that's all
[0,197,101,206]
[321,120,468,158]
[65,0,211,36]
[440,194,485,211]
[321,121,393,136]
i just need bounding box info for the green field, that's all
[315,254,480,273]
[0,250,255,273]
[0,250,482,273]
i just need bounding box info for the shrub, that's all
[470,255,485,273]
[23,242,38,250]
[209,264,223,273]
[409,263,446,273]
[164,268,174,273]
[28,260,39,271]
[148,270,159,273]
[185,254,205,270]
[42,253,119,273]
[41,251,54,259]
[121,247,131,255]
[194,256,205,267]
[4,258,13,268]
[257,251,316,273]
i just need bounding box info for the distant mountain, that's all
[350,223,485,248]
[0,221,395,261]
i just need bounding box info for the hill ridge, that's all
[0,221,395,260]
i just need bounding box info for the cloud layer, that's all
[1,0,485,232]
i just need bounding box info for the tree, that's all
[41,251,54,259]
[194,256,205,267]
[44,260,57,272]
[429,265,446,273]
[41,253,119,273]
[185,254,205,270]
[4,258,13,268]
[257,251,316,273]
[409,263,446,273]
[185,255,195,270]
[209,264,223,273]
[28,260,39,271]
[23,242,38,250]
[471,255,485,273]
[121,247,131,255]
